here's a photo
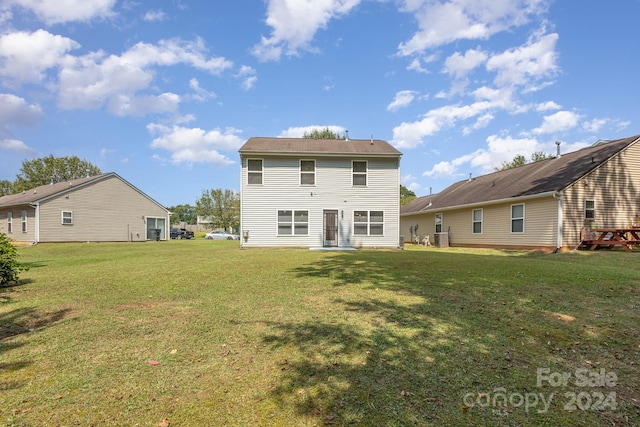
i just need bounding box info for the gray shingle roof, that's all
[239,137,402,157]
[402,134,640,215]
[0,173,112,208]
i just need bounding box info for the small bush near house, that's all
[0,232,29,286]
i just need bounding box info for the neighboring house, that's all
[238,137,403,248]
[401,134,640,251]
[0,172,170,244]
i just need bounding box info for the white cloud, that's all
[0,30,80,86]
[442,48,487,78]
[58,38,234,115]
[143,9,166,22]
[582,118,608,133]
[423,134,540,178]
[536,101,561,111]
[236,65,257,90]
[0,138,36,155]
[0,93,42,127]
[398,0,548,56]
[5,0,117,24]
[486,32,559,89]
[532,110,581,135]
[278,125,346,138]
[387,90,418,111]
[147,124,244,166]
[251,0,362,61]
[188,78,217,102]
[392,100,497,148]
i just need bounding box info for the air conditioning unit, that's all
[434,232,449,248]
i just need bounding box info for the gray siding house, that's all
[239,137,402,248]
[401,134,640,251]
[0,172,170,243]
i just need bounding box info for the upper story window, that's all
[247,159,263,185]
[354,210,384,236]
[21,210,27,233]
[584,200,595,220]
[472,209,483,234]
[7,212,12,233]
[435,213,443,233]
[511,204,525,233]
[300,160,315,185]
[62,211,73,225]
[352,161,367,186]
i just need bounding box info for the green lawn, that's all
[1,241,638,426]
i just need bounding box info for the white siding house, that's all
[239,137,402,248]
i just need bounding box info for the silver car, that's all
[205,230,240,240]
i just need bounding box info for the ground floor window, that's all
[278,210,309,235]
[435,213,443,233]
[21,210,27,233]
[472,209,482,234]
[62,211,73,225]
[7,212,12,233]
[584,200,595,220]
[511,204,524,233]
[354,210,384,235]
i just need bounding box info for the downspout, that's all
[29,202,40,244]
[553,192,563,251]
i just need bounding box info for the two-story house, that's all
[238,137,403,248]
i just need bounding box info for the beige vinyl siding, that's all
[0,206,36,243]
[38,176,168,242]
[241,156,400,248]
[401,196,559,249]
[562,142,640,247]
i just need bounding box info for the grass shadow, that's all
[262,250,638,426]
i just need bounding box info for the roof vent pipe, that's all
[468,173,472,181]
[345,130,349,141]
[555,140,561,158]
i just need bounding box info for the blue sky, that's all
[1,0,638,207]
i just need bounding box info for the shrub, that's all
[0,232,29,286]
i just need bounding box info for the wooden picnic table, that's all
[576,227,640,251]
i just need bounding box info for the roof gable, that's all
[0,172,168,212]
[403,134,640,214]
[239,137,402,157]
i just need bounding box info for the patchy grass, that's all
[1,241,638,426]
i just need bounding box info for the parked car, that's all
[205,230,240,240]
[170,228,194,239]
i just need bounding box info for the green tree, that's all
[302,127,345,140]
[0,233,29,286]
[195,189,240,232]
[495,151,554,171]
[0,180,12,196]
[11,155,101,193]
[168,204,197,225]
[400,185,416,206]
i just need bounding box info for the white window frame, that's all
[21,210,27,233]
[435,213,443,233]
[511,204,525,233]
[353,210,384,236]
[300,160,315,186]
[7,212,12,233]
[62,211,73,225]
[472,208,483,234]
[584,200,595,220]
[352,160,367,186]
[247,158,263,185]
[277,210,309,236]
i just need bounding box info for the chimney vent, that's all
[555,140,561,158]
